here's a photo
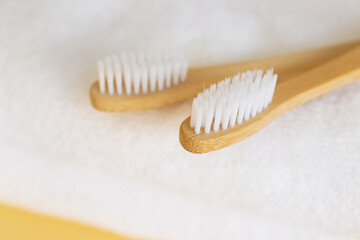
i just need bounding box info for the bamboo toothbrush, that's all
[90,42,358,112]
[179,44,360,154]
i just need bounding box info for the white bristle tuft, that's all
[97,60,105,94]
[157,64,165,91]
[165,62,172,88]
[123,62,132,96]
[149,63,157,92]
[172,60,181,86]
[112,55,122,95]
[132,63,141,95]
[140,63,148,94]
[105,57,114,96]
[190,69,278,134]
[97,51,188,95]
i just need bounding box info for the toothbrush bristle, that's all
[97,51,188,95]
[190,69,278,134]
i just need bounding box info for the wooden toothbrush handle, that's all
[274,44,360,112]
[179,44,360,154]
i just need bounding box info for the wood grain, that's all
[179,44,360,154]
[90,41,359,112]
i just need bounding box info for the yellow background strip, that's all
[0,203,143,240]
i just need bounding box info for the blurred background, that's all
[1,0,360,239]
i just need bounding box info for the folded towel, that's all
[0,0,360,239]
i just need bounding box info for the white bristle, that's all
[157,64,165,91]
[190,98,197,128]
[165,62,172,88]
[149,63,157,92]
[140,63,148,94]
[172,60,181,86]
[112,55,122,95]
[213,102,223,132]
[105,57,114,96]
[132,63,141,94]
[97,60,105,94]
[123,62,132,96]
[97,51,188,95]
[190,69,278,134]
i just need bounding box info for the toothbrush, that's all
[179,45,360,154]
[90,42,358,112]
[90,51,188,112]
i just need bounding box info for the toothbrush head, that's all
[97,51,188,96]
[190,69,278,134]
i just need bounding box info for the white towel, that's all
[0,0,360,239]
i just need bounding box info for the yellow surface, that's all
[0,203,142,240]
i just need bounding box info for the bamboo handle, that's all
[90,42,359,112]
[179,45,360,154]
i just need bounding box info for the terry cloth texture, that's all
[0,0,360,239]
